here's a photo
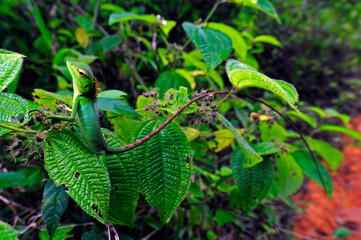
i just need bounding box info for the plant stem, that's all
[118,90,229,150]
[0,123,37,134]
[203,0,221,26]
[88,0,101,54]
[217,90,233,105]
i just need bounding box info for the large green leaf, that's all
[154,71,191,99]
[109,12,158,25]
[0,49,24,92]
[318,124,361,143]
[207,22,247,60]
[306,137,343,172]
[182,22,232,71]
[0,172,26,189]
[287,110,317,128]
[226,0,280,22]
[259,122,287,142]
[109,115,139,144]
[98,98,140,118]
[102,129,138,227]
[132,117,192,224]
[44,129,110,224]
[33,89,72,110]
[218,113,262,167]
[275,153,303,197]
[42,179,69,240]
[291,150,332,197]
[231,147,273,212]
[0,221,20,240]
[226,59,299,110]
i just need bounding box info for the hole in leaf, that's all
[292,172,297,178]
[164,212,167,215]
[252,196,257,201]
[64,186,69,192]
[75,172,80,179]
[34,95,40,99]
[248,168,253,172]
[185,157,191,163]
[91,204,99,214]
[46,139,52,146]
[112,186,119,190]
[17,113,24,122]
[254,184,259,189]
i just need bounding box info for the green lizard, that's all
[46,61,143,162]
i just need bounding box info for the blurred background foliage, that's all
[1,0,361,239]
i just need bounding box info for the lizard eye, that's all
[77,68,88,78]
[84,84,89,89]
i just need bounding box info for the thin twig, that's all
[238,93,327,194]
[142,229,158,240]
[276,227,320,240]
[0,195,30,211]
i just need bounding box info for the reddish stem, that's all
[117,91,229,150]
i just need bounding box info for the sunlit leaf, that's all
[215,209,237,226]
[160,20,176,36]
[75,27,89,48]
[226,59,299,110]
[155,71,191,99]
[287,110,317,128]
[0,49,25,92]
[0,221,20,240]
[254,35,282,47]
[98,98,140,118]
[32,89,72,110]
[319,124,361,143]
[109,12,158,25]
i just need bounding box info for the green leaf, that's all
[254,35,282,47]
[132,117,192,225]
[109,115,139,144]
[174,69,196,89]
[207,22,247,60]
[160,20,176,37]
[291,150,332,197]
[27,0,52,49]
[231,147,273,212]
[101,3,126,12]
[306,137,343,171]
[0,221,20,240]
[324,108,350,125]
[44,129,110,224]
[159,87,198,114]
[102,129,138,227]
[226,0,280,23]
[75,16,93,33]
[275,153,303,197]
[98,90,127,100]
[0,49,25,92]
[39,226,74,240]
[332,227,351,238]
[226,59,299,110]
[100,35,122,52]
[42,179,69,240]
[109,12,158,25]
[215,209,237,226]
[32,89,72,110]
[182,22,232,71]
[155,71,191,99]
[0,172,26,189]
[309,106,325,118]
[218,113,262,167]
[0,93,30,136]
[98,98,140,118]
[259,122,287,142]
[287,110,317,128]
[319,124,361,142]
[252,141,280,155]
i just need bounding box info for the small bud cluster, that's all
[8,132,44,163]
[187,90,218,127]
[143,89,161,116]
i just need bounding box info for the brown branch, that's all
[116,91,229,151]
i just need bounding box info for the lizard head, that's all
[66,60,95,96]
